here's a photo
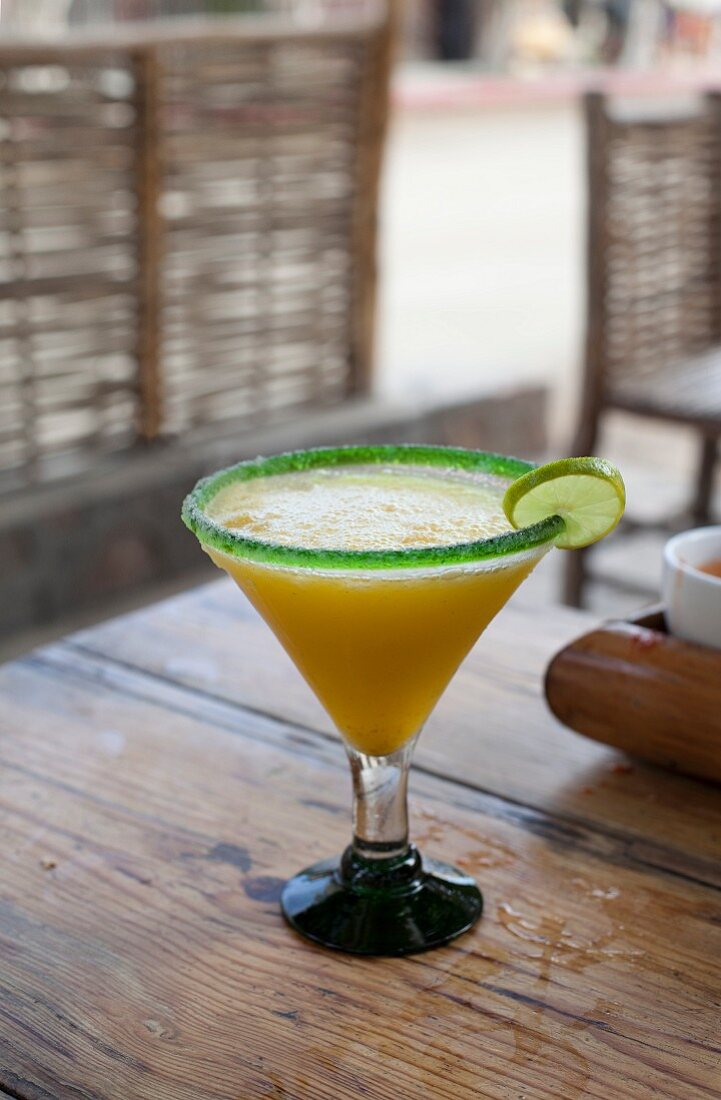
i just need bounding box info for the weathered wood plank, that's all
[0,653,719,1100]
[347,4,395,394]
[37,641,721,896]
[72,580,721,887]
[132,45,163,443]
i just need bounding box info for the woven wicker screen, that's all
[159,31,372,435]
[596,98,721,404]
[0,48,143,484]
[0,14,391,487]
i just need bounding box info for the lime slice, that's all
[503,457,625,550]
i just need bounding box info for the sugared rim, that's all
[181,444,565,570]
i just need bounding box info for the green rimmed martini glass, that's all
[182,445,567,955]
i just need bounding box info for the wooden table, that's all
[1,580,720,1099]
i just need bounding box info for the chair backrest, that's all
[584,91,721,408]
[0,10,393,488]
[0,42,144,484]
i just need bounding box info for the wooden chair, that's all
[564,90,721,607]
[0,9,394,488]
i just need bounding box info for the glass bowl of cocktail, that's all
[182,445,624,955]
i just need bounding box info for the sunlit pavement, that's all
[378,94,583,431]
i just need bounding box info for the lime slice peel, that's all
[503,457,625,550]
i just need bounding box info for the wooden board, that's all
[73,580,721,888]
[0,644,720,1100]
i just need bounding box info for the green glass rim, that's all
[181,444,565,570]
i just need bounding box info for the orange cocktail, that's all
[182,445,564,955]
[206,464,537,756]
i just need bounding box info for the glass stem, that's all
[347,739,417,861]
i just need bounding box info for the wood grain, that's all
[132,45,163,442]
[73,580,721,887]
[348,4,395,395]
[546,607,721,784]
[0,646,720,1100]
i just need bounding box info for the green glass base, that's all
[281,845,482,956]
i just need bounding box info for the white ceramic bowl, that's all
[662,526,721,650]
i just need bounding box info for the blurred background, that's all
[1,0,720,657]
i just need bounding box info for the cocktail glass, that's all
[182,445,563,955]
